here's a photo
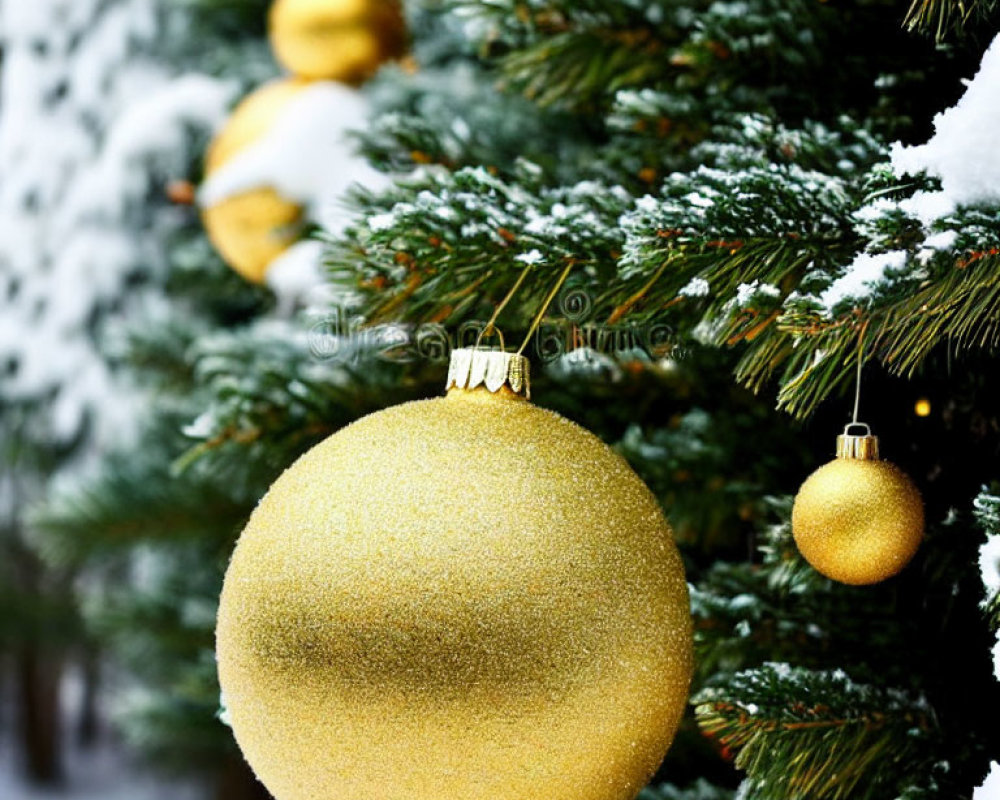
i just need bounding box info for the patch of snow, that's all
[974,761,1000,800]
[854,197,897,222]
[679,277,711,297]
[182,410,218,439]
[367,212,398,231]
[898,191,961,226]
[981,530,1000,680]
[218,691,232,728]
[0,661,205,800]
[635,195,660,214]
[924,230,958,251]
[684,191,715,208]
[981,532,1000,597]
[819,250,908,311]
[265,239,329,314]
[734,280,779,307]
[198,82,390,240]
[891,35,1000,222]
[728,593,758,610]
[915,230,959,264]
[515,249,544,265]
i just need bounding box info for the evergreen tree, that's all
[29,0,1000,798]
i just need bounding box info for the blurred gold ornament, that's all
[201,79,309,283]
[792,424,924,585]
[269,0,407,83]
[914,397,932,417]
[217,349,693,800]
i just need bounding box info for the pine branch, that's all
[639,779,734,800]
[618,388,815,550]
[93,557,236,765]
[33,421,255,565]
[689,499,912,683]
[334,124,862,324]
[878,252,1000,375]
[363,63,588,180]
[692,496,1000,798]
[736,249,1000,418]
[328,164,631,330]
[336,144,1000,420]
[448,0,841,115]
[903,0,998,41]
[694,664,935,800]
[176,324,440,480]
[496,26,675,110]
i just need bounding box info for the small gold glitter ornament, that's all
[792,424,924,585]
[268,0,407,83]
[202,79,309,283]
[217,348,694,800]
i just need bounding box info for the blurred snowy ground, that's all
[0,665,205,800]
[0,741,203,800]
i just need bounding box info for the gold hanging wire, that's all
[517,262,574,355]
[474,266,531,350]
[851,319,870,425]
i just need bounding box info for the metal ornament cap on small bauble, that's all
[216,347,693,800]
[792,423,924,586]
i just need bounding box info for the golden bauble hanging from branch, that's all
[268,0,407,83]
[792,423,924,585]
[201,79,309,284]
[217,348,693,800]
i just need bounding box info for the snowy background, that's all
[0,666,202,799]
[0,1,238,797]
[0,0,385,795]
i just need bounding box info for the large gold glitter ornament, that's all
[792,424,924,585]
[202,79,309,283]
[269,0,407,83]
[217,349,694,800]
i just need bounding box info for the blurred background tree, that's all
[0,0,268,793]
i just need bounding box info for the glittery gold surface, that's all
[202,80,308,283]
[269,0,407,83]
[217,387,694,800]
[792,458,924,585]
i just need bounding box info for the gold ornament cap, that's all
[836,423,880,461]
[446,348,531,398]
